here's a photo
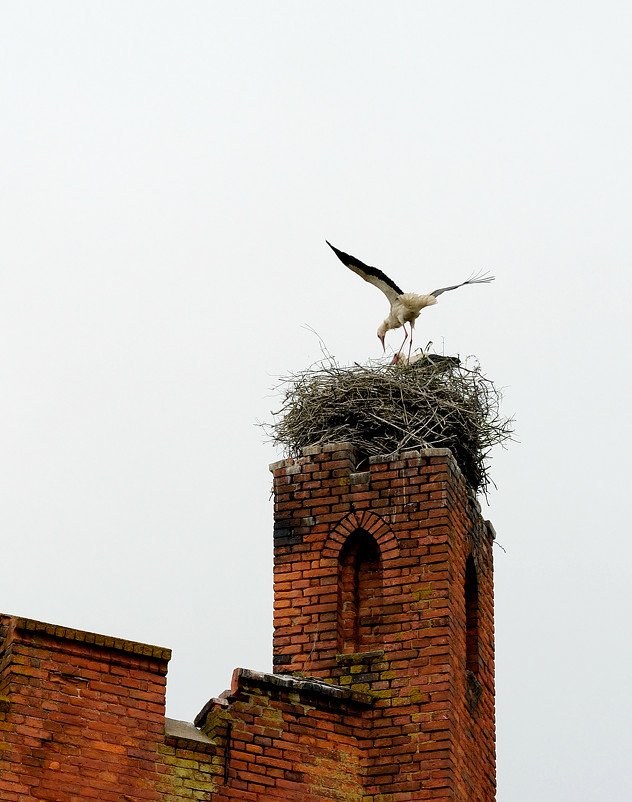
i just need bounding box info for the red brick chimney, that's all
[271,443,496,800]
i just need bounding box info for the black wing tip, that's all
[326,240,404,296]
[325,240,353,264]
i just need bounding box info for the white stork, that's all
[326,241,494,355]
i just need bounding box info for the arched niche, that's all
[337,529,382,655]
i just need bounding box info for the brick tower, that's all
[271,443,495,800]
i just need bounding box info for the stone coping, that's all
[233,667,375,707]
[165,717,215,746]
[195,666,374,728]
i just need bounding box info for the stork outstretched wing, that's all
[326,241,403,304]
[430,270,494,298]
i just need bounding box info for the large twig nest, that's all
[265,355,513,495]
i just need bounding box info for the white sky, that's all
[2,3,631,799]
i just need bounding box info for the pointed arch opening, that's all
[337,529,382,655]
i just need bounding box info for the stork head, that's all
[377,323,387,351]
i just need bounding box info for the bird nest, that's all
[266,355,513,495]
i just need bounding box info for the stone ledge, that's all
[233,667,375,708]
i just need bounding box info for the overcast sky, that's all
[2,3,631,800]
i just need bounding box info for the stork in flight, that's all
[326,241,494,355]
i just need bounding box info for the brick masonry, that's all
[0,443,495,800]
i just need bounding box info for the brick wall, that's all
[0,443,496,800]
[270,444,496,800]
[0,616,170,801]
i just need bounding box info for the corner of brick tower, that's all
[270,443,496,801]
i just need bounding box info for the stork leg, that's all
[397,325,409,356]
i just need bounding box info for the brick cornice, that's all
[2,614,171,662]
